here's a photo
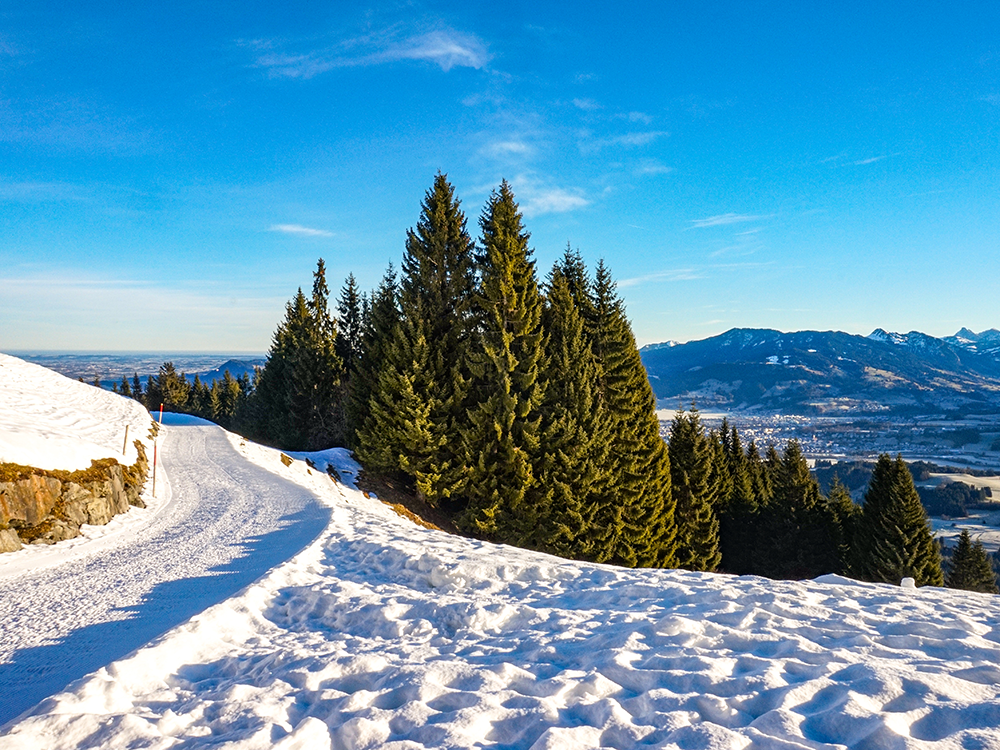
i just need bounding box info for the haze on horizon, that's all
[1,2,997,352]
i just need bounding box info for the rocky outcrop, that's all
[0,474,63,526]
[0,441,149,550]
[0,528,21,553]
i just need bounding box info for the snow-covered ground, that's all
[0,352,151,470]
[4,353,1000,748]
[0,356,330,726]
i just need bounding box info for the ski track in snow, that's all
[0,415,330,727]
[4,433,1000,748]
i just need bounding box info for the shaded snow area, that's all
[0,352,151,470]
[4,436,1000,748]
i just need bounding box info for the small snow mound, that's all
[901,577,916,589]
[813,573,864,587]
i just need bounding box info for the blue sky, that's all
[1,1,998,351]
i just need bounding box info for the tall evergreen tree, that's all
[825,476,861,576]
[758,440,839,579]
[587,261,675,567]
[553,244,597,328]
[459,182,547,541]
[335,273,364,377]
[719,426,760,575]
[249,260,343,449]
[131,372,143,403]
[349,265,399,450]
[669,406,721,571]
[528,271,613,559]
[145,362,190,411]
[356,174,476,504]
[946,530,998,594]
[855,454,944,586]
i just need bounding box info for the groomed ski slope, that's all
[3,351,1000,748]
[5,436,1000,747]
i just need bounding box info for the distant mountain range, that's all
[640,327,1000,415]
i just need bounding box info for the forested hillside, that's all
[115,174,996,592]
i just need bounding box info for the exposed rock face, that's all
[0,474,63,526]
[0,528,21,553]
[0,441,149,551]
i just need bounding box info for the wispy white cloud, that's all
[820,152,900,167]
[0,37,19,56]
[573,98,602,111]
[612,131,668,146]
[251,27,489,79]
[480,139,534,158]
[268,224,333,237]
[511,175,589,217]
[615,111,653,125]
[689,213,773,228]
[0,180,85,202]
[634,160,673,176]
[852,154,897,166]
[395,30,489,71]
[579,130,669,153]
[979,93,1000,106]
[619,269,701,288]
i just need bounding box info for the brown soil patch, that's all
[355,472,460,535]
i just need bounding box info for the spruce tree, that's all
[856,454,944,586]
[529,271,613,559]
[217,370,241,421]
[719,426,760,575]
[131,372,143,404]
[459,181,546,541]
[746,440,770,509]
[190,375,210,418]
[146,362,190,411]
[946,530,998,594]
[669,406,721,571]
[249,260,343,449]
[588,261,675,567]
[825,476,861,577]
[758,440,839,579]
[350,265,399,450]
[356,174,476,503]
[554,244,598,328]
[335,273,364,377]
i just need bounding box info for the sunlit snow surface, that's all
[3,355,1000,748]
[0,352,152,470]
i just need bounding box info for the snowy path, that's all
[0,416,330,726]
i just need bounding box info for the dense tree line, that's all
[113,361,252,429]
[117,172,992,594]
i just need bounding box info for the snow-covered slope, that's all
[0,352,151,470]
[4,352,1000,748]
[3,433,1000,748]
